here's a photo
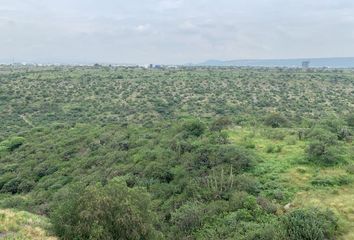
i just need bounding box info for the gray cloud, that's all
[1,0,354,64]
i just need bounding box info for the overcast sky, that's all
[1,0,354,64]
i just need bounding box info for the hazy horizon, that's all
[3,56,354,66]
[1,0,354,64]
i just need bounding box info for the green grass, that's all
[228,126,354,239]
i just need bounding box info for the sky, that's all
[1,0,354,64]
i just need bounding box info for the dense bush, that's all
[264,113,288,128]
[347,114,354,127]
[229,191,258,211]
[216,146,256,172]
[282,208,338,240]
[210,117,232,132]
[0,178,22,194]
[0,137,25,152]
[51,178,161,240]
[171,202,206,235]
[311,175,352,187]
[182,119,206,137]
[256,196,278,214]
[306,128,338,145]
[233,175,260,194]
[306,141,342,165]
[265,144,283,153]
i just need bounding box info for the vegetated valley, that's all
[0,66,353,239]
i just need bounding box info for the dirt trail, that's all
[20,114,35,127]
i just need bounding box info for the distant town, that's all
[2,57,354,69]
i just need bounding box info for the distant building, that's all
[147,64,163,69]
[154,64,162,69]
[302,61,310,69]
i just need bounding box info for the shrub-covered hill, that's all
[0,121,260,213]
[1,66,353,138]
[0,66,353,239]
[0,115,353,239]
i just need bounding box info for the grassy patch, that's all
[229,127,354,239]
[293,186,354,240]
[0,209,56,240]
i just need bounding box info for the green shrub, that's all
[145,162,174,183]
[311,175,353,187]
[346,113,354,127]
[225,209,254,223]
[264,113,288,128]
[243,141,256,149]
[256,196,278,214]
[336,175,352,185]
[265,145,275,153]
[0,137,25,152]
[306,141,343,165]
[50,178,161,240]
[306,128,337,145]
[337,127,352,141]
[1,178,22,194]
[234,175,260,194]
[209,131,229,144]
[274,145,283,153]
[171,202,205,234]
[0,173,15,191]
[244,223,285,240]
[0,195,29,209]
[34,164,59,179]
[182,119,206,137]
[229,191,258,211]
[282,208,338,240]
[311,177,335,187]
[205,200,229,216]
[210,117,232,131]
[285,136,297,145]
[346,164,354,174]
[195,217,284,240]
[216,146,256,172]
[272,190,286,201]
[18,179,35,193]
[265,144,282,153]
[264,129,287,140]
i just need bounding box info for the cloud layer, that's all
[1,0,354,64]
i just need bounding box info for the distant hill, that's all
[196,57,354,68]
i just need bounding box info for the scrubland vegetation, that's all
[0,65,353,239]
